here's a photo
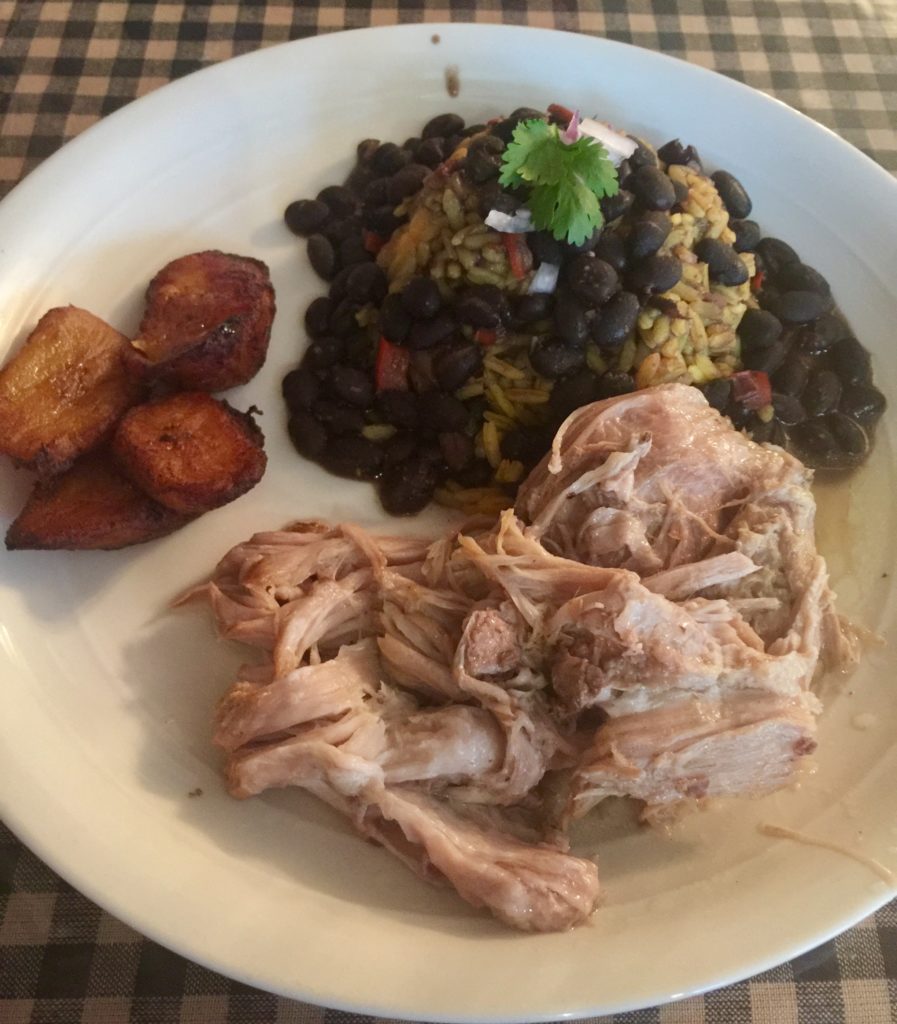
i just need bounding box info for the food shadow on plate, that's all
[118,605,508,936]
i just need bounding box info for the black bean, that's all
[422,113,465,139]
[469,133,506,156]
[527,231,563,267]
[307,234,337,280]
[627,253,682,295]
[770,290,834,324]
[827,412,870,458]
[788,419,837,464]
[416,137,446,168]
[695,237,750,286]
[344,163,375,198]
[304,334,345,370]
[401,276,443,319]
[628,165,677,211]
[408,350,437,392]
[467,284,511,325]
[727,403,754,430]
[387,164,430,204]
[501,427,551,465]
[509,106,546,123]
[344,332,376,372]
[828,337,872,388]
[338,235,370,267]
[755,237,800,278]
[757,286,782,312]
[356,138,380,164]
[363,205,406,236]
[455,294,500,329]
[778,262,831,296]
[566,255,620,307]
[433,342,483,391]
[282,368,319,413]
[285,198,329,236]
[345,262,386,304]
[288,412,328,460]
[322,435,384,480]
[402,137,422,158]
[530,338,585,378]
[382,432,417,467]
[554,293,589,346]
[657,138,702,169]
[407,312,457,350]
[771,355,810,397]
[328,297,360,338]
[731,219,761,253]
[593,233,628,274]
[380,292,412,345]
[304,296,333,338]
[772,392,805,425]
[513,292,554,326]
[701,378,733,412]
[312,400,365,435]
[424,392,469,433]
[711,170,752,218]
[549,374,599,420]
[362,178,389,207]
[750,416,788,446]
[627,210,671,261]
[627,141,658,169]
[372,142,408,175]
[796,312,847,354]
[329,266,358,304]
[600,189,634,223]
[563,227,603,256]
[378,456,438,515]
[671,179,690,208]
[801,370,842,417]
[840,384,885,428]
[595,371,636,400]
[329,364,374,407]
[742,338,786,375]
[376,389,420,429]
[464,149,502,184]
[590,291,640,350]
[438,431,474,472]
[476,184,519,219]
[738,308,783,350]
[316,185,356,217]
[322,216,362,247]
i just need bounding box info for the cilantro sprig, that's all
[499,119,619,246]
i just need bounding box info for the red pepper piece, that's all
[474,328,497,347]
[363,230,386,255]
[501,233,533,280]
[548,103,575,125]
[730,370,772,410]
[375,336,410,392]
[750,269,765,293]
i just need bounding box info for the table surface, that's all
[1,2,895,1023]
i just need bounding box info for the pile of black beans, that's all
[282,108,886,516]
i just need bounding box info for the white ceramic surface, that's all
[0,24,895,1023]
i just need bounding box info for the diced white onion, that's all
[528,262,560,294]
[485,208,533,233]
[579,117,638,166]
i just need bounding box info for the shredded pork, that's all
[190,383,850,932]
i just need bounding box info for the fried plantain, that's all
[129,250,276,391]
[5,454,190,551]
[112,391,267,515]
[0,306,143,475]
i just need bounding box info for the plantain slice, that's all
[129,250,276,392]
[0,306,143,475]
[6,454,190,551]
[112,391,267,515]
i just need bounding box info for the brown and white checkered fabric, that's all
[1,2,896,1022]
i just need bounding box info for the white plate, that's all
[0,24,895,1023]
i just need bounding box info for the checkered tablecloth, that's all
[1,2,895,1022]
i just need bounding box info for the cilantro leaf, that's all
[498,118,619,244]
